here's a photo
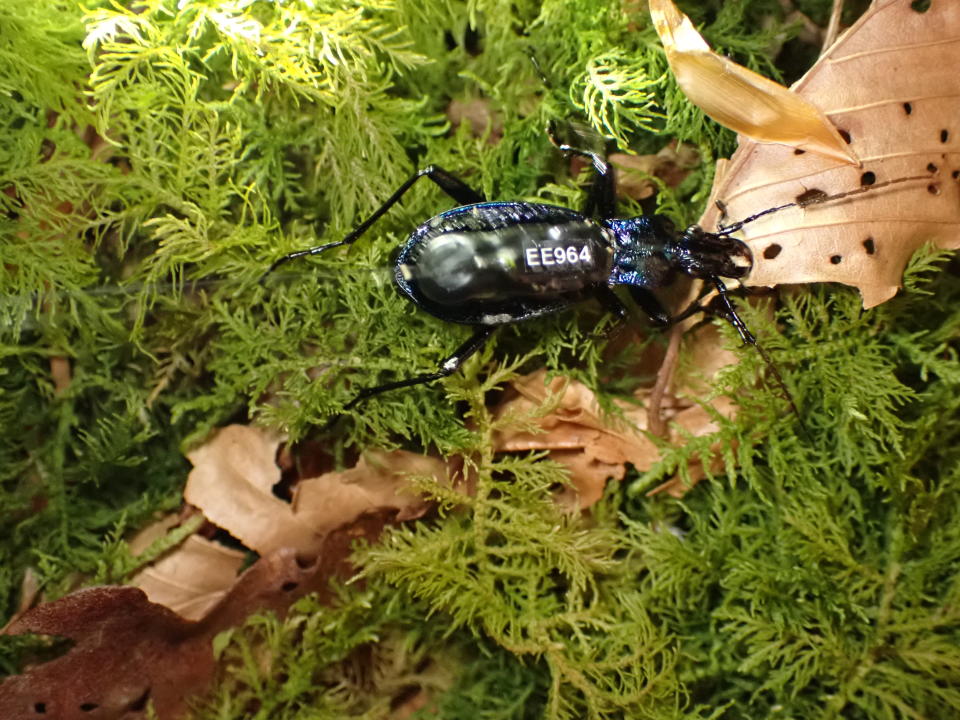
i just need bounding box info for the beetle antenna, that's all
[717,173,932,235]
[717,202,796,234]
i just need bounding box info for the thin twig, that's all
[823,0,844,53]
[647,323,684,440]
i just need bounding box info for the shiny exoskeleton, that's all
[267,135,776,412]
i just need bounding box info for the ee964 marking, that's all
[525,243,594,269]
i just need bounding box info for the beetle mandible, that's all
[266,129,793,413]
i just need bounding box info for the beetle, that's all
[266,130,798,413]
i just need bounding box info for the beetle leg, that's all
[704,278,804,424]
[339,326,496,412]
[594,286,629,322]
[589,286,633,340]
[264,166,484,276]
[546,123,616,219]
[626,286,672,327]
[709,277,755,345]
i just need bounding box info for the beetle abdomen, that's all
[395,202,614,325]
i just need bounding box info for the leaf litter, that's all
[0,426,449,718]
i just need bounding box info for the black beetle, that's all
[266,132,793,412]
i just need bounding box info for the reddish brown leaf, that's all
[0,586,204,720]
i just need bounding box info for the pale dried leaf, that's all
[701,0,960,307]
[650,0,857,164]
[293,450,440,535]
[184,426,322,555]
[185,426,437,557]
[0,568,41,632]
[131,535,245,621]
[127,513,183,556]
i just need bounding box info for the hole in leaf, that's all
[793,148,805,155]
[863,237,876,255]
[860,171,876,186]
[294,553,315,569]
[128,688,151,713]
[796,188,828,205]
[79,703,98,712]
[952,170,960,180]
[928,184,941,195]
[941,129,950,143]
[34,702,47,714]
[911,0,931,12]
[281,581,299,592]
[830,255,843,264]
[763,244,782,259]
[927,162,939,173]
[838,128,852,144]
[903,102,913,115]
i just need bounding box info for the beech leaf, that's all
[185,425,437,557]
[700,0,960,308]
[131,534,245,621]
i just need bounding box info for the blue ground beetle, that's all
[267,131,794,412]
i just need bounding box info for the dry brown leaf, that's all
[292,450,443,536]
[548,450,627,510]
[185,425,438,557]
[700,0,960,308]
[608,143,699,200]
[493,359,735,506]
[446,97,503,142]
[650,0,857,164]
[49,356,71,395]
[184,425,320,555]
[645,399,735,498]
[131,535,246,621]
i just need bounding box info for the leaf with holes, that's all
[699,0,960,308]
[0,517,392,720]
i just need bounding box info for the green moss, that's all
[2,0,959,718]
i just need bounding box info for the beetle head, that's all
[676,226,752,280]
